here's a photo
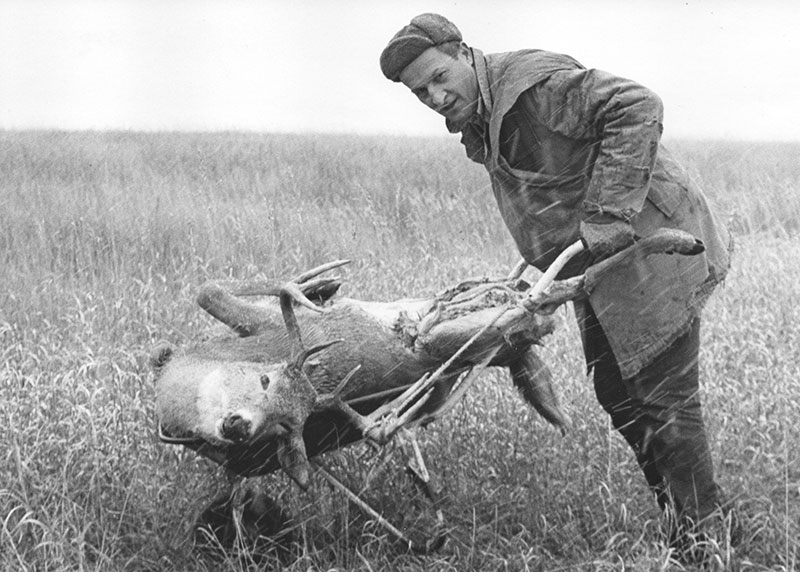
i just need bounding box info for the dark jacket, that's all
[452,48,731,378]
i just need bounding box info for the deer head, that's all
[217,284,339,489]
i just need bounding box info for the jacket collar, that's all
[472,48,493,122]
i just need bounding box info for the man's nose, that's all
[429,87,447,109]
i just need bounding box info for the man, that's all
[380,13,732,552]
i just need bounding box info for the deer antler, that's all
[278,283,343,370]
[266,278,346,489]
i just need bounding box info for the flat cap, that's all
[380,13,462,82]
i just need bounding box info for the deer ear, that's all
[277,431,311,490]
[508,349,569,433]
[150,341,174,371]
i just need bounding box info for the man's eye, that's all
[435,71,447,81]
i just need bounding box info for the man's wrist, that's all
[579,219,635,259]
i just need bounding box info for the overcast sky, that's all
[1,0,798,141]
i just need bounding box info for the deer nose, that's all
[221,413,252,442]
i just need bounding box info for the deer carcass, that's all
[151,229,704,550]
[153,263,566,485]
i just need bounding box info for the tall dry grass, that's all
[1,131,798,571]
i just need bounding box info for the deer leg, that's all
[321,349,498,450]
[318,308,507,447]
[196,260,350,335]
[399,347,499,432]
[197,278,332,336]
[313,459,447,554]
[313,461,416,549]
[398,429,446,550]
[316,366,446,446]
[197,280,280,336]
[370,309,508,436]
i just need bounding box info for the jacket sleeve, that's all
[520,68,664,221]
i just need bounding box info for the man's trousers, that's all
[579,302,722,523]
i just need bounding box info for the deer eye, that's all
[260,374,271,389]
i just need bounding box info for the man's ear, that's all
[460,42,473,63]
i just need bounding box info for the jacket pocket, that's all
[646,180,687,218]
[646,149,690,218]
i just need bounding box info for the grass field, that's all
[1,131,799,571]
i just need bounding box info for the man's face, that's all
[400,44,479,128]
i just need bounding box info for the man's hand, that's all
[580,218,635,260]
